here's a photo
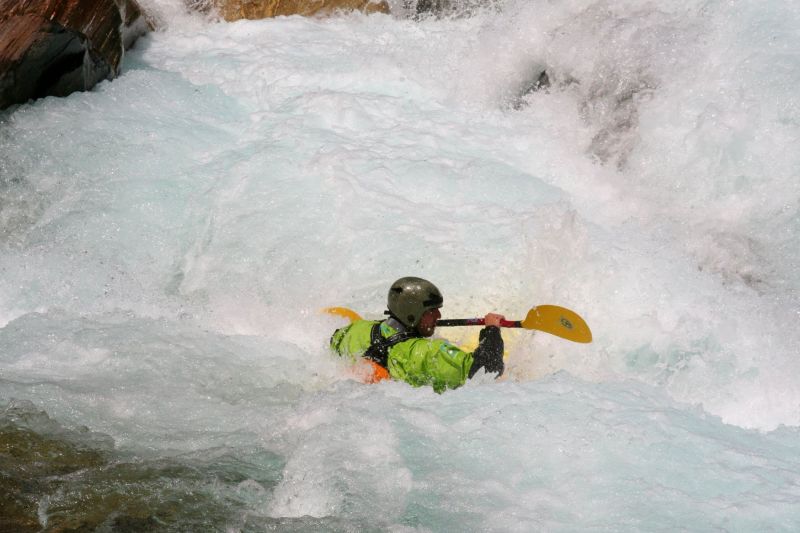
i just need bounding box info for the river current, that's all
[2,0,799,530]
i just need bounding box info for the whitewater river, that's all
[2,0,800,530]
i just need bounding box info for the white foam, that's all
[2,1,800,527]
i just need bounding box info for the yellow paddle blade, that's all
[521,305,592,343]
[322,307,363,323]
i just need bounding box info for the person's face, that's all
[416,307,441,337]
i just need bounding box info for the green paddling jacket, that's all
[330,318,504,393]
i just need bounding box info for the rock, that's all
[117,0,152,50]
[0,401,279,531]
[216,0,390,21]
[414,0,445,16]
[511,69,550,110]
[0,0,152,110]
[412,0,463,18]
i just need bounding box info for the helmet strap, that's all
[385,310,414,330]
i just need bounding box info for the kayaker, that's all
[330,276,505,392]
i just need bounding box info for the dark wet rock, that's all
[527,70,550,93]
[581,77,655,169]
[215,0,390,20]
[0,400,284,532]
[413,0,445,16]
[0,402,110,532]
[511,69,550,109]
[410,0,486,19]
[0,0,152,110]
[117,0,151,50]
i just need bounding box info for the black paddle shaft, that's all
[437,318,522,328]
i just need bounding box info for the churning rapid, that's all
[2,0,800,529]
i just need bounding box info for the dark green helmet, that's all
[387,277,443,328]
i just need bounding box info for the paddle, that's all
[438,305,591,343]
[323,306,364,323]
[323,304,592,343]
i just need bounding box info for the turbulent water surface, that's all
[2,0,800,530]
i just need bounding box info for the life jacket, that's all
[361,322,415,383]
[331,319,477,391]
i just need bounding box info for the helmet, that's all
[387,277,443,328]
